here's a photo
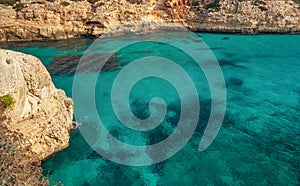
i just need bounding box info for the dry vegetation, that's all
[0,95,48,185]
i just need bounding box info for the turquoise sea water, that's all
[1,34,299,185]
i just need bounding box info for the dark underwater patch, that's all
[221,37,230,40]
[227,77,244,87]
[152,161,166,176]
[87,150,102,161]
[146,126,170,146]
[222,112,236,128]
[196,99,211,134]
[223,52,236,58]
[218,59,244,68]
[198,47,225,51]
[47,54,81,76]
[93,163,144,185]
[130,99,151,120]
[165,100,181,128]
[46,53,122,76]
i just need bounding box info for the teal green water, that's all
[1,34,299,185]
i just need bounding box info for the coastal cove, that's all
[1,33,299,185]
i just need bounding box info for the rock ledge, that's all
[0,49,73,161]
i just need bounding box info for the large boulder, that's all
[0,49,73,161]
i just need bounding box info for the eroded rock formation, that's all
[189,0,300,33]
[0,49,73,161]
[0,0,299,41]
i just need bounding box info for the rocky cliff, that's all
[0,0,299,42]
[188,0,300,33]
[0,49,73,161]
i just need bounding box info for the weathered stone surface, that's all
[0,49,73,161]
[0,0,299,41]
[0,0,161,42]
[189,0,300,34]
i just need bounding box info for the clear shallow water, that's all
[1,34,299,185]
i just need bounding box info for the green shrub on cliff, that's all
[61,1,70,6]
[0,0,16,6]
[0,94,15,109]
[293,0,300,4]
[204,0,221,12]
[87,0,101,3]
[13,2,23,11]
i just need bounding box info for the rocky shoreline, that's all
[0,49,73,161]
[0,49,73,184]
[0,0,299,42]
[188,23,300,34]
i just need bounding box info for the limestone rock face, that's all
[0,0,299,41]
[0,0,161,42]
[189,0,300,33]
[0,49,73,161]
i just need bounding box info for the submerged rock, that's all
[0,49,73,161]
